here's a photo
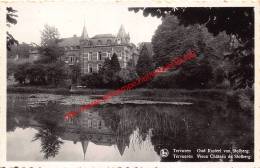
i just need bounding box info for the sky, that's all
[6,2,162,46]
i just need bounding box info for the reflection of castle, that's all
[63,111,130,159]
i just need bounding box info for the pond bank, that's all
[7,86,254,111]
[8,85,228,96]
[7,85,241,101]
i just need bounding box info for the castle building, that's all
[58,24,138,75]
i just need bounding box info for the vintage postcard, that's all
[0,0,259,168]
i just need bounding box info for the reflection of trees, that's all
[32,122,64,159]
[30,102,67,159]
[97,101,253,162]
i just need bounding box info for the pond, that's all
[7,93,253,161]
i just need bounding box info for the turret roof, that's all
[81,24,89,40]
[117,25,127,38]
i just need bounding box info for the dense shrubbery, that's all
[81,73,103,88]
[14,63,29,84]
[13,62,68,86]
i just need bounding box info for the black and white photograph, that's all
[4,2,255,163]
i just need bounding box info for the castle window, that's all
[88,64,93,73]
[88,52,92,60]
[83,56,88,73]
[97,40,102,45]
[88,120,91,128]
[107,52,111,59]
[107,39,112,45]
[98,52,102,60]
[97,64,102,71]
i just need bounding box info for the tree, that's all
[129,7,254,89]
[110,53,121,72]
[152,16,203,67]
[45,62,68,86]
[149,15,224,89]
[6,7,19,51]
[136,45,153,76]
[98,55,122,87]
[40,24,60,47]
[26,64,46,85]
[14,63,29,84]
[39,25,63,63]
[99,58,114,85]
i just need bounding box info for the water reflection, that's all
[7,94,253,161]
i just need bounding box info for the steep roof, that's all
[92,34,115,39]
[117,25,127,38]
[81,24,89,40]
[58,36,80,47]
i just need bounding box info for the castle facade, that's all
[58,24,138,75]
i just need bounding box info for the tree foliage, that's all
[26,64,46,85]
[39,25,63,63]
[45,62,68,86]
[6,7,19,51]
[98,54,122,87]
[14,63,29,84]
[41,24,60,47]
[175,60,213,89]
[13,62,68,86]
[136,45,153,76]
[149,16,220,89]
[110,53,121,72]
[129,7,254,89]
[81,73,103,88]
[118,68,138,83]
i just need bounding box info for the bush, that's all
[26,63,46,85]
[45,62,68,86]
[148,72,178,89]
[118,68,138,83]
[175,61,213,89]
[14,63,30,84]
[81,73,103,88]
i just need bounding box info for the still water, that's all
[7,93,253,161]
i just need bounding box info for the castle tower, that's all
[81,21,89,40]
[80,21,89,46]
[116,24,129,44]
